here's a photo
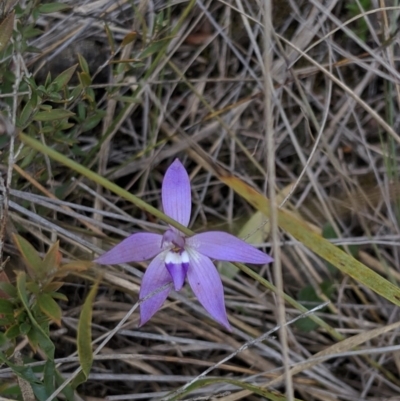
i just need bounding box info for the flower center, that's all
[162,229,188,291]
[162,228,185,250]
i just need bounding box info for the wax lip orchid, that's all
[95,159,273,330]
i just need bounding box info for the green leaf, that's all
[37,3,70,13]
[12,234,44,279]
[121,31,137,47]
[37,293,62,325]
[114,95,141,104]
[78,71,91,87]
[16,272,54,359]
[295,282,332,333]
[0,299,14,314]
[34,109,75,122]
[73,281,99,387]
[0,331,9,348]
[49,292,68,302]
[0,351,41,384]
[19,322,31,335]
[43,360,56,396]
[139,36,174,59]
[0,351,49,401]
[42,241,60,275]
[52,64,77,89]
[104,23,115,54]
[43,282,64,293]
[26,281,40,294]
[18,98,36,128]
[81,111,106,132]
[0,282,17,298]
[77,53,90,74]
[5,324,20,339]
[21,25,42,39]
[55,369,75,401]
[0,11,15,52]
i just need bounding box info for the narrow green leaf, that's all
[114,95,141,104]
[139,36,174,59]
[78,71,91,87]
[22,26,42,39]
[34,109,75,122]
[76,281,99,384]
[30,383,50,401]
[37,293,62,325]
[50,292,68,302]
[19,322,31,335]
[81,111,106,132]
[104,23,115,54]
[42,241,60,275]
[0,282,17,298]
[18,98,36,128]
[43,360,56,396]
[5,324,20,339]
[16,272,55,359]
[121,31,137,47]
[0,11,15,52]
[0,331,9,347]
[0,351,41,384]
[38,3,70,13]
[0,298,14,314]
[26,281,40,294]
[12,234,44,279]
[295,282,332,332]
[55,369,75,401]
[52,64,77,89]
[77,53,90,75]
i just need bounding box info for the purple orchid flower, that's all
[95,159,273,330]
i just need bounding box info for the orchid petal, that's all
[139,252,172,326]
[95,233,162,265]
[162,159,191,227]
[186,249,231,331]
[187,231,273,264]
[165,250,189,291]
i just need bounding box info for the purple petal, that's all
[139,252,172,326]
[165,250,189,291]
[95,233,162,265]
[186,231,273,264]
[186,249,231,331]
[162,159,191,227]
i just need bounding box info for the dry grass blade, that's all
[2,1,400,400]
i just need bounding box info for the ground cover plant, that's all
[1,0,400,400]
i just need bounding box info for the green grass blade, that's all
[74,281,99,387]
[220,174,400,308]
